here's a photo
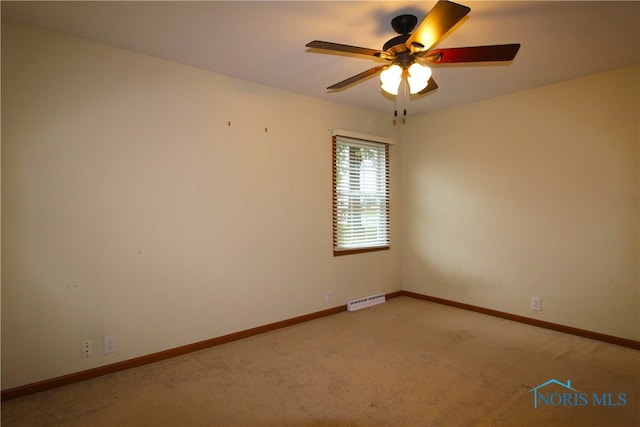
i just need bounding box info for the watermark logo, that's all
[528,379,627,409]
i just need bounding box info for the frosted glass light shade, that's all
[380,64,402,95]
[407,63,432,94]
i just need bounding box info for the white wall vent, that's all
[347,293,386,312]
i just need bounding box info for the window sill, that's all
[333,246,390,256]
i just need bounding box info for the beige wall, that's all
[1,21,401,389]
[402,65,640,340]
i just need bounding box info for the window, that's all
[333,134,390,255]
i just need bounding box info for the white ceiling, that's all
[2,1,639,116]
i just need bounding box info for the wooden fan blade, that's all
[406,0,470,52]
[417,77,438,95]
[425,44,521,63]
[306,40,383,57]
[327,65,387,90]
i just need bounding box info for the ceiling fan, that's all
[306,0,520,100]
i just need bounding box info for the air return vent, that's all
[347,293,386,312]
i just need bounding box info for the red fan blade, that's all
[327,65,387,90]
[425,44,521,63]
[306,40,384,58]
[406,0,470,52]
[417,77,439,95]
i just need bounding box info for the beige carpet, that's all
[2,297,638,426]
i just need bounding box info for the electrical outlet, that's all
[531,297,542,311]
[81,339,93,358]
[103,336,116,354]
[325,290,333,304]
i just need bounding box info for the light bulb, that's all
[407,63,432,94]
[380,64,402,95]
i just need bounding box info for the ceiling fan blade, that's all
[417,77,439,95]
[425,44,521,63]
[327,65,387,90]
[306,40,383,57]
[406,0,470,52]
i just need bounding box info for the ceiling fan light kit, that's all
[380,63,432,95]
[305,0,520,116]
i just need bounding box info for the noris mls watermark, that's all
[528,379,627,409]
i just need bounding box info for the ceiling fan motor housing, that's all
[383,34,411,53]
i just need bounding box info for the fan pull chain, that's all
[402,77,408,125]
[392,78,408,126]
[393,91,399,126]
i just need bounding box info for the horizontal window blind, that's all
[333,135,390,254]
